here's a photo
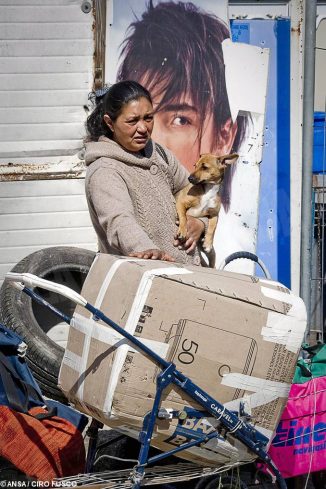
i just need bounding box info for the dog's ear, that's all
[218,153,239,167]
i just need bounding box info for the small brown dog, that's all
[176,153,239,262]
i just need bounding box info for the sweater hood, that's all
[85,136,155,167]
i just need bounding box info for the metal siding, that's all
[0,73,90,91]
[0,124,85,142]
[0,106,87,124]
[0,140,84,155]
[0,56,91,74]
[0,179,97,287]
[0,0,94,163]
[0,4,91,23]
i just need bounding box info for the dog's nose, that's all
[188,175,197,184]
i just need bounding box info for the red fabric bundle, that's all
[0,405,85,481]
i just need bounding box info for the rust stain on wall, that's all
[291,3,303,36]
[0,162,85,182]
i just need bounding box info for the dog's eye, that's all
[202,165,208,170]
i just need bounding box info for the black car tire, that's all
[0,246,96,402]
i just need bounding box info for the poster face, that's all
[106,0,269,273]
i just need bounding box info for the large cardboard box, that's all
[59,254,306,466]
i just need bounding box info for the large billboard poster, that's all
[105,0,270,274]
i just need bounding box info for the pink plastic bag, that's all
[268,376,326,478]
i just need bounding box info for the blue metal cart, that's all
[5,261,286,489]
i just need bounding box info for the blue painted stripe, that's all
[276,19,291,287]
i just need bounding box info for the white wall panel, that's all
[0,73,90,91]
[0,107,86,125]
[0,212,92,231]
[0,5,89,23]
[0,179,97,287]
[0,57,90,74]
[0,0,82,5]
[0,91,90,108]
[0,0,94,163]
[2,23,92,40]
[0,124,85,142]
[0,40,92,57]
[0,140,84,156]
[0,180,89,197]
[1,228,96,247]
[0,195,88,214]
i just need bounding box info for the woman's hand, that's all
[174,216,205,253]
[129,249,175,261]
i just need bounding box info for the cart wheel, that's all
[218,251,271,279]
[0,246,96,402]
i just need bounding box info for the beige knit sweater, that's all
[85,136,202,266]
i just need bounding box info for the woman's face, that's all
[150,92,237,171]
[104,97,154,152]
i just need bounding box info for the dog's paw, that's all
[177,226,187,243]
[177,232,187,243]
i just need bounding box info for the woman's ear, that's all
[103,114,114,133]
[217,118,238,155]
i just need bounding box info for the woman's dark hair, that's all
[117,1,248,210]
[86,80,152,141]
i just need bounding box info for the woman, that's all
[85,80,205,265]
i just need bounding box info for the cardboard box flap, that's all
[79,254,303,318]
